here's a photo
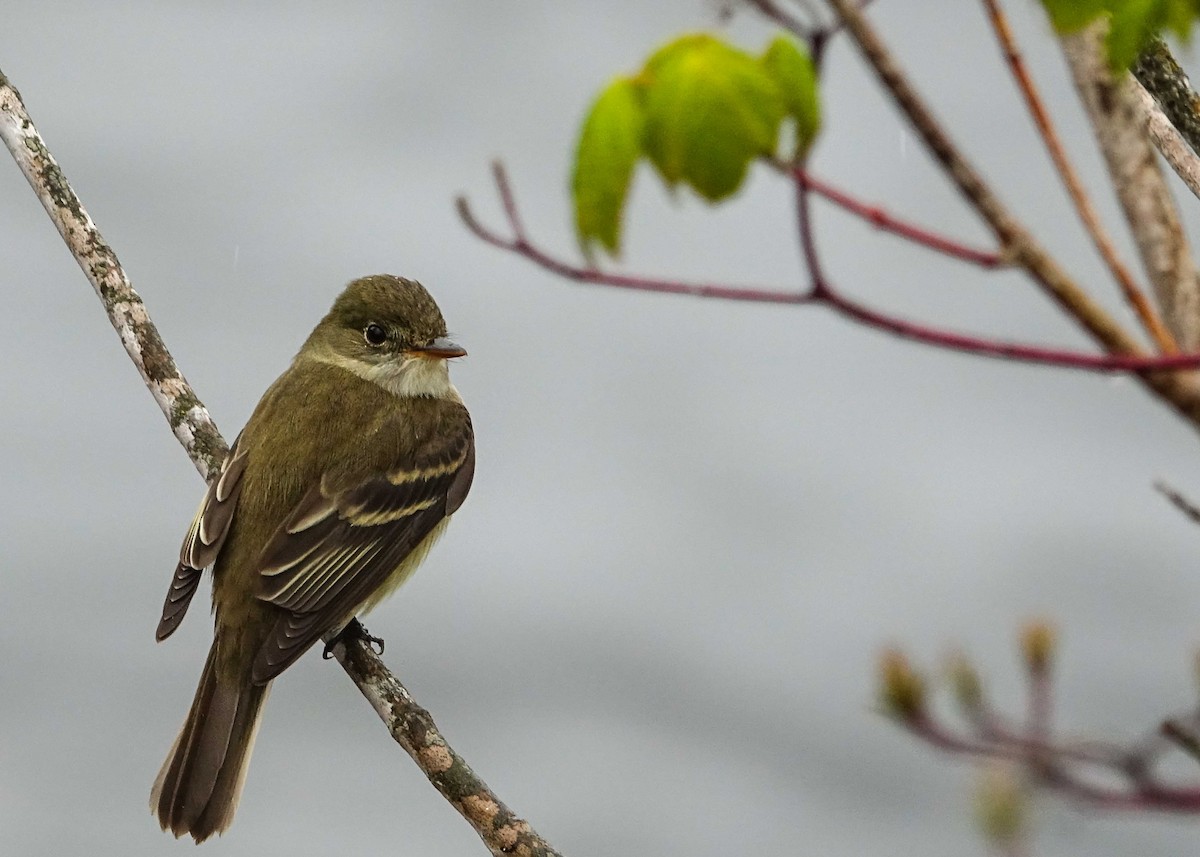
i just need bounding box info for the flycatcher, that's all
[150,274,474,842]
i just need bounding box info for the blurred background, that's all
[4,2,1200,854]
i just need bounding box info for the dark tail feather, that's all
[150,640,271,842]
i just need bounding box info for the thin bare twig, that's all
[743,0,812,40]
[0,67,561,857]
[886,645,1200,814]
[459,163,1200,373]
[823,0,1200,429]
[745,0,878,63]
[1162,719,1200,764]
[906,712,1200,811]
[823,0,1139,354]
[460,169,805,304]
[1155,480,1200,525]
[784,164,1007,268]
[981,0,1178,355]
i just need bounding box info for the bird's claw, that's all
[322,618,386,659]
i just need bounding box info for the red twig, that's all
[904,714,1200,812]
[795,168,1005,268]
[459,164,805,303]
[456,161,1200,373]
[811,290,1189,369]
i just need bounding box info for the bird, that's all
[150,274,474,842]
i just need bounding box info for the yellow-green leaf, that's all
[641,34,786,201]
[761,34,822,158]
[1040,0,1108,31]
[1108,0,1161,68]
[571,76,645,258]
[1039,0,1200,70]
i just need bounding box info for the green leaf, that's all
[571,76,646,258]
[760,34,822,158]
[1108,0,1161,68]
[1039,0,1200,69]
[641,34,786,201]
[1165,0,1200,34]
[644,32,712,76]
[1040,0,1108,31]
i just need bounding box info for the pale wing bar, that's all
[156,439,249,641]
[250,424,473,683]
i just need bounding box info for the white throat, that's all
[312,351,462,401]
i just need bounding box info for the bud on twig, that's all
[879,649,925,721]
[1019,619,1057,677]
[948,652,983,718]
[974,764,1028,847]
[1163,718,1200,763]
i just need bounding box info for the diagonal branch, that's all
[329,638,562,857]
[822,0,1138,355]
[981,0,1178,355]
[823,0,1200,430]
[1134,80,1200,203]
[1059,22,1200,351]
[1132,39,1200,201]
[0,67,561,857]
[1134,37,1200,160]
[0,70,226,480]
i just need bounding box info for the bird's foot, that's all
[322,618,386,659]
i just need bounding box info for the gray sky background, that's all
[4,2,1200,855]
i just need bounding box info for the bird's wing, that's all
[251,413,473,682]
[156,437,249,641]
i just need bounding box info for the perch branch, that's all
[329,638,563,857]
[0,67,560,857]
[0,70,225,479]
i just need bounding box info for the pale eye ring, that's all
[363,323,387,347]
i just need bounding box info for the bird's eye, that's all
[363,323,387,347]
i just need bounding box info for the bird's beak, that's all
[408,336,467,359]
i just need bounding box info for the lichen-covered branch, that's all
[1134,37,1200,160]
[1134,80,1200,203]
[331,638,563,857]
[1060,24,1200,351]
[0,69,226,480]
[0,66,560,857]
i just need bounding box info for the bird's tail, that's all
[150,639,271,842]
